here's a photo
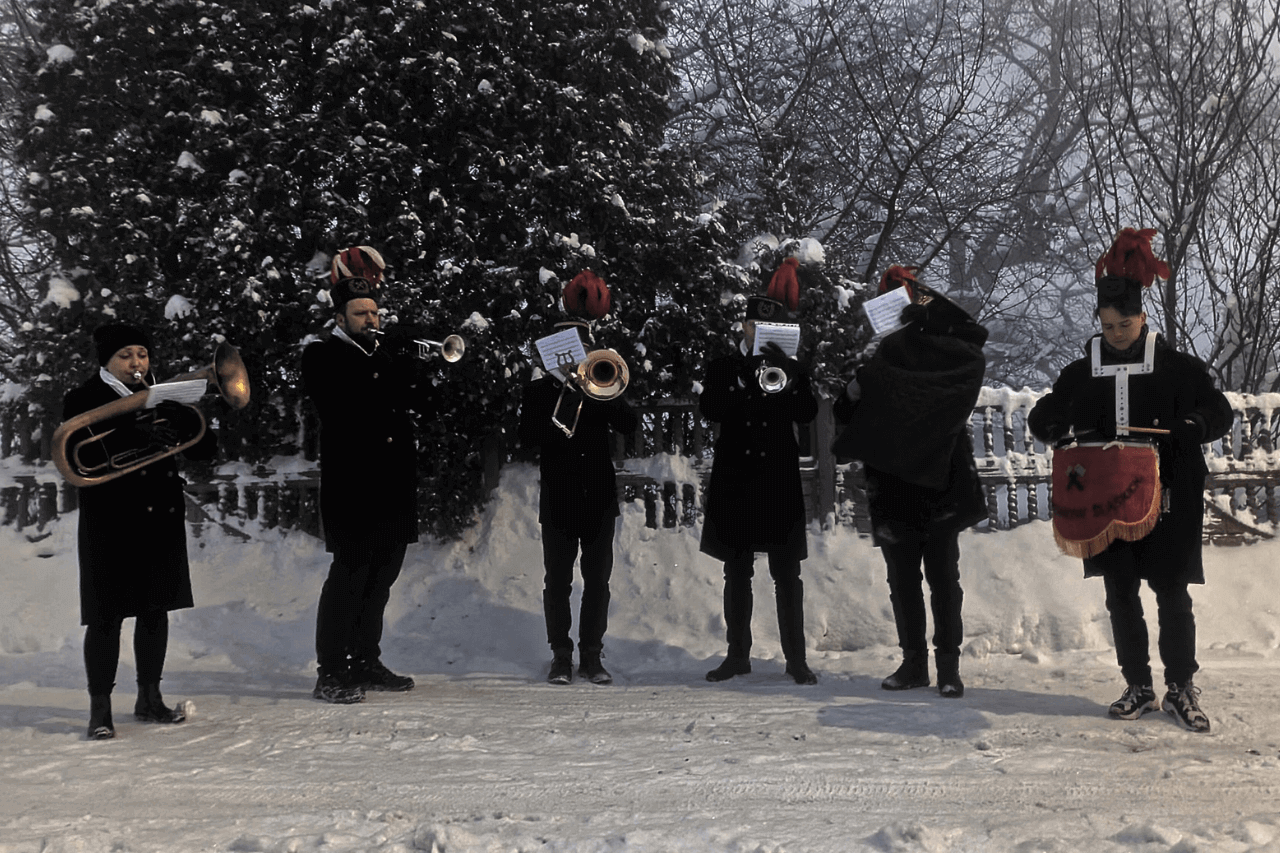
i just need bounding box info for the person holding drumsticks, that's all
[1028,228,1232,732]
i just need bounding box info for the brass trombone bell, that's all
[551,348,630,438]
[52,343,251,488]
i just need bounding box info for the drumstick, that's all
[1120,425,1171,436]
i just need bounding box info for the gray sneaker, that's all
[1162,682,1210,732]
[312,672,365,704]
[1108,683,1158,720]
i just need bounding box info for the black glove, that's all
[134,404,182,447]
[1167,416,1206,457]
[760,341,801,375]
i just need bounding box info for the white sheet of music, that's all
[534,328,588,381]
[862,287,913,336]
[145,379,208,408]
[751,322,801,357]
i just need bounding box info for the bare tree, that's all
[1066,0,1280,384]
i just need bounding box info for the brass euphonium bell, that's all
[52,343,251,488]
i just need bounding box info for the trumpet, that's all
[374,329,466,363]
[756,363,789,394]
[52,343,251,488]
[551,348,630,438]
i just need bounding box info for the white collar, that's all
[333,324,378,355]
[1090,332,1156,377]
[99,367,139,398]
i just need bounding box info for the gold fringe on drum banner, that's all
[1050,441,1163,559]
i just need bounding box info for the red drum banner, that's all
[1051,441,1162,559]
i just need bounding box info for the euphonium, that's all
[551,348,630,438]
[52,343,251,488]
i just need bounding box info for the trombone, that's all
[373,330,466,362]
[551,348,629,438]
[52,343,251,488]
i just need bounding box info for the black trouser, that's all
[720,550,807,666]
[542,517,615,655]
[84,610,169,696]
[315,539,408,674]
[1103,567,1198,687]
[880,531,964,657]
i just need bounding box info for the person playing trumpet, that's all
[62,322,217,739]
[518,271,637,685]
[302,246,437,703]
[700,258,819,685]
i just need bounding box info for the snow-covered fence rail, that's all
[4,391,1279,542]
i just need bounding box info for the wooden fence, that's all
[4,390,1279,544]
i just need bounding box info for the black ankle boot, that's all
[936,653,964,698]
[881,650,930,690]
[88,694,115,740]
[135,682,186,723]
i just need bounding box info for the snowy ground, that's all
[3,462,1280,852]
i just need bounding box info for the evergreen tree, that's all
[15,0,741,537]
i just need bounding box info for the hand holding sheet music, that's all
[862,287,913,337]
[751,322,801,358]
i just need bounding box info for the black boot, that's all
[578,646,613,685]
[882,650,930,690]
[87,694,115,740]
[706,656,751,682]
[936,652,964,698]
[135,682,186,723]
[548,648,574,685]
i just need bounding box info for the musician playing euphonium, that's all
[302,245,435,704]
[517,271,637,685]
[1028,228,1232,732]
[700,257,819,686]
[62,322,217,740]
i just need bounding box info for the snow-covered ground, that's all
[3,462,1280,852]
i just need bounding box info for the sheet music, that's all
[534,328,588,381]
[862,287,913,336]
[145,379,208,408]
[751,322,801,358]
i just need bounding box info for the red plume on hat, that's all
[766,257,801,312]
[330,245,386,285]
[562,270,611,319]
[1095,228,1170,289]
[878,265,920,300]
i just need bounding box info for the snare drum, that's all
[1050,440,1162,559]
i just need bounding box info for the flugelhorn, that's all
[374,329,466,362]
[52,343,251,488]
[551,348,629,438]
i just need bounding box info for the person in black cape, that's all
[1028,228,1232,732]
[832,266,988,698]
[518,271,638,685]
[700,258,820,685]
[62,322,218,739]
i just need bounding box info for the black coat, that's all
[518,377,638,535]
[698,348,818,562]
[302,334,437,556]
[63,374,216,625]
[831,301,989,544]
[1028,331,1233,584]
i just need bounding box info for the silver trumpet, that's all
[551,348,630,438]
[756,363,789,394]
[374,330,466,363]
